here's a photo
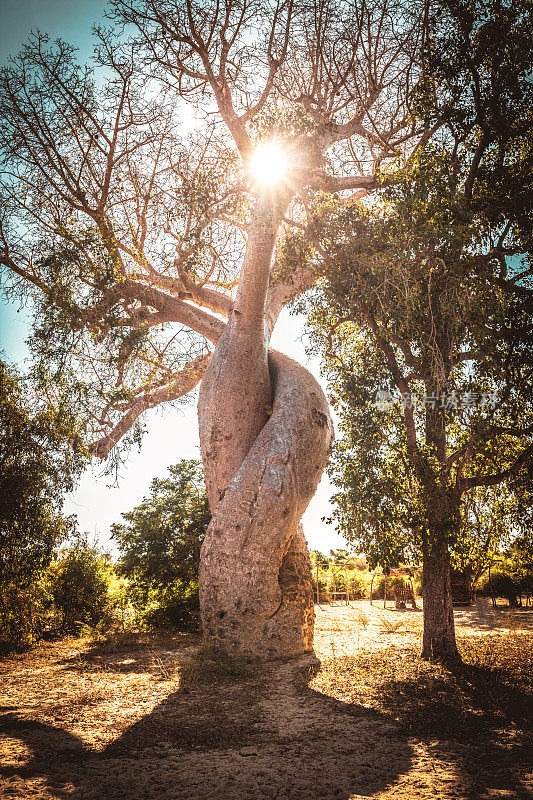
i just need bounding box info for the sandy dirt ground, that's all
[1,600,532,800]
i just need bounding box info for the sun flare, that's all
[248,143,289,186]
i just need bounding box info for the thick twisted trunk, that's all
[197,189,332,659]
[199,193,289,511]
[198,350,333,658]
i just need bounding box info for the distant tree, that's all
[111,460,210,628]
[0,360,85,644]
[303,0,533,661]
[496,535,533,606]
[329,548,351,565]
[487,548,533,608]
[310,550,329,569]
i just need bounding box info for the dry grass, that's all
[310,631,533,742]
[378,617,406,634]
[87,630,198,654]
[177,649,257,685]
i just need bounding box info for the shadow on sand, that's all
[374,656,533,800]
[452,598,533,632]
[1,654,412,800]
[3,628,532,800]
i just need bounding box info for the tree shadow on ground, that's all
[452,600,533,633]
[0,656,413,800]
[373,658,533,799]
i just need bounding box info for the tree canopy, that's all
[0,0,426,464]
[299,0,533,658]
[303,0,532,532]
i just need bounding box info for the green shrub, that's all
[489,574,522,607]
[311,569,330,601]
[478,565,533,606]
[0,360,85,649]
[311,567,369,601]
[142,579,200,631]
[51,539,114,632]
[329,570,347,592]
[371,576,406,600]
[370,577,385,600]
[0,572,54,649]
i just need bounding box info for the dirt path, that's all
[1,604,532,800]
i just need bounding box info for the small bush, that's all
[380,616,405,634]
[477,570,533,607]
[142,580,200,631]
[412,571,422,597]
[311,570,331,602]
[329,570,347,592]
[354,610,369,628]
[490,574,523,607]
[371,576,398,600]
[370,576,416,600]
[51,540,114,632]
[348,574,366,599]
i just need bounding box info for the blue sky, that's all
[0,0,107,65]
[0,0,345,555]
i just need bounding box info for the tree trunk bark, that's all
[198,195,286,513]
[198,351,333,658]
[418,386,461,664]
[421,538,460,663]
[197,189,333,659]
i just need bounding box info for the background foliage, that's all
[0,359,85,646]
[111,460,210,631]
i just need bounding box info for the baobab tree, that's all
[0,0,425,657]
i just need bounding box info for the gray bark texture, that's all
[198,349,334,659]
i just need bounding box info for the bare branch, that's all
[84,279,225,343]
[89,352,210,458]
